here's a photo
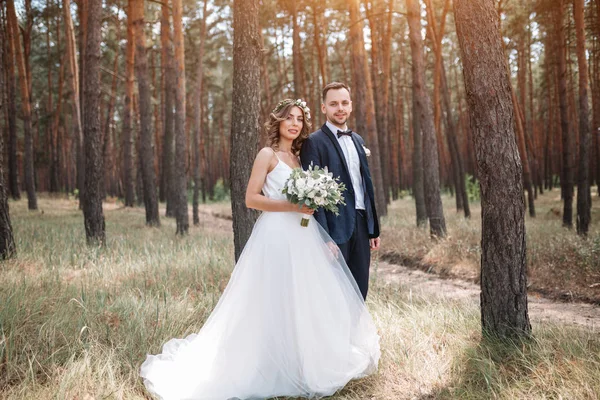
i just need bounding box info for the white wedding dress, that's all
[140,156,380,400]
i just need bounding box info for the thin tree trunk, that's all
[454,0,531,339]
[0,13,15,259]
[193,0,208,226]
[407,0,446,237]
[82,0,106,245]
[365,0,391,208]
[556,0,574,227]
[51,17,64,194]
[172,0,189,234]
[46,4,56,192]
[290,0,306,99]
[7,0,36,210]
[76,0,87,207]
[574,0,591,235]
[3,6,20,200]
[513,93,536,217]
[424,0,450,188]
[231,0,261,260]
[441,62,470,218]
[348,0,387,217]
[123,1,136,207]
[132,0,159,226]
[160,3,175,216]
[103,14,121,198]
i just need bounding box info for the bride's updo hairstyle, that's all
[265,99,312,156]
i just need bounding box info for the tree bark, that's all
[348,0,387,217]
[406,0,446,237]
[441,62,470,218]
[82,0,106,245]
[424,0,450,187]
[231,0,261,260]
[290,0,306,99]
[573,0,591,235]
[172,0,189,234]
[193,0,208,226]
[365,0,391,208]
[556,0,574,228]
[3,6,20,200]
[123,0,136,207]
[7,0,36,210]
[0,14,16,259]
[454,0,531,338]
[159,3,175,217]
[131,0,160,226]
[76,0,87,207]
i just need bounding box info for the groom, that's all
[300,82,381,300]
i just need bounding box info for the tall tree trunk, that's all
[513,93,536,217]
[132,0,160,226]
[160,3,175,217]
[103,14,121,198]
[595,0,600,196]
[290,0,306,99]
[51,15,64,194]
[0,15,15,259]
[348,0,387,217]
[556,0,574,227]
[82,0,106,245]
[454,0,530,339]
[123,1,136,207]
[406,0,446,237]
[76,0,87,207]
[7,0,36,210]
[424,0,450,188]
[311,2,328,89]
[172,0,189,234]
[193,0,208,226]
[441,62,470,218]
[3,6,20,200]
[574,0,591,235]
[365,0,391,207]
[231,0,260,260]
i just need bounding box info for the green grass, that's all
[1,195,599,399]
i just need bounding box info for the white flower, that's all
[363,145,371,157]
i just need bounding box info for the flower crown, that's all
[272,98,311,121]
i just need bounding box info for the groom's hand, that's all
[369,237,381,250]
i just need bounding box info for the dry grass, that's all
[1,195,599,399]
[382,190,600,304]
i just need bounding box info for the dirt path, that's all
[375,260,600,329]
[196,209,600,330]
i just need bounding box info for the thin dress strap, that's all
[271,148,281,161]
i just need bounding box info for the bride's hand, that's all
[294,204,315,215]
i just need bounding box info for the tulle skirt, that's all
[140,211,380,400]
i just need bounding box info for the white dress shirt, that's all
[326,121,365,210]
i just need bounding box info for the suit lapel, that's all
[350,134,368,176]
[322,124,351,177]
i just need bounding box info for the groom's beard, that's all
[328,115,348,127]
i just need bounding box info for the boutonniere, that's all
[362,145,371,157]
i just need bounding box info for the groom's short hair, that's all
[322,82,351,102]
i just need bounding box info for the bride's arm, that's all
[245,148,310,213]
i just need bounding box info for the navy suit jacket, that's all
[300,123,380,245]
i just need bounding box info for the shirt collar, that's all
[326,121,349,139]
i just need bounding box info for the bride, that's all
[140,99,380,400]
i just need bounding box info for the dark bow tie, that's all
[337,129,352,138]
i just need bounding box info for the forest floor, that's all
[1,191,599,399]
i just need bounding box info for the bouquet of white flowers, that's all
[282,164,347,227]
